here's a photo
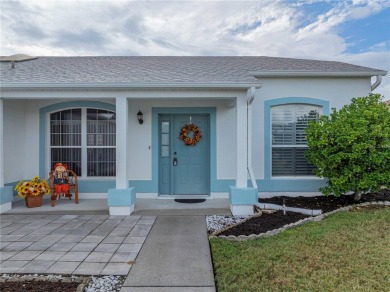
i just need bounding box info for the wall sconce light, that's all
[137,110,144,124]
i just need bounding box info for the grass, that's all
[210,206,390,292]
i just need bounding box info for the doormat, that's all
[174,199,206,204]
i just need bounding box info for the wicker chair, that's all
[49,169,79,207]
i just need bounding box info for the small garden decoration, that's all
[180,123,202,146]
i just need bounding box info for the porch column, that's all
[0,98,13,213]
[116,96,128,189]
[108,96,135,215]
[229,95,257,215]
[236,96,248,188]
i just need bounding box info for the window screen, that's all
[87,109,116,176]
[50,109,82,175]
[271,104,320,176]
[50,108,116,177]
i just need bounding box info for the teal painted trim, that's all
[257,178,327,192]
[108,187,136,206]
[5,181,24,199]
[111,177,326,194]
[78,180,116,193]
[151,107,217,195]
[6,179,114,195]
[264,97,330,180]
[129,178,234,193]
[39,101,115,179]
[129,180,158,193]
[0,186,13,204]
[211,179,236,192]
[229,186,257,205]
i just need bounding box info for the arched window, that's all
[50,108,116,177]
[271,104,321,176]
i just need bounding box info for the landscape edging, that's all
[209,201,390,241]
[256,203,322,216]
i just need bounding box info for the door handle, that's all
[173,157,177,166]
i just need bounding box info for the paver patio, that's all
[0,214,156,275]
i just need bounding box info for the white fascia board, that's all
[249,71,388,78]
[0,82,261,90]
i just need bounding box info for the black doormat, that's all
[174,199,206,204]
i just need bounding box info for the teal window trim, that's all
[39,101,115,178]
[264,97,329,180]
[151,107,216,193]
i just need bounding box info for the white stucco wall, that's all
[3,98,115,182]
[3,100,27,182]
[2,91,240,186]
[1,76,374,193]
[251,77,372,179]
[127,98,238,181]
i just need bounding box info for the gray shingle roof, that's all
[0,56,386,86]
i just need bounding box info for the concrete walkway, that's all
[121,216,216,292]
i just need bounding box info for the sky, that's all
[1,0,389,99]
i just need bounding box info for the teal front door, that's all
[159,114,210,195]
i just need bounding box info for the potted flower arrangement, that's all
[14,176,51,208]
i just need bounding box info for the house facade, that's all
[0,55,387,215]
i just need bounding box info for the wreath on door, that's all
[180,123,202,146]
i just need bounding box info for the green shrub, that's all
[305,94,390,199]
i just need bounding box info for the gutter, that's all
[247,86,260,190]
[249,70,387,78]
[0,82,261,91]
[371,75,382,91]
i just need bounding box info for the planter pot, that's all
[25,195,43,208]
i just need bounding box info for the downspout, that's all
[247,86,260,190]
[371,75,382,92]
[0,98,3,187]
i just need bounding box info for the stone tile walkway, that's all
[0,214,155,275]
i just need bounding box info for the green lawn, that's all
[210,206,390,292]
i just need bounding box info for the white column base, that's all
[0,202,12,214]
[109,205,134,216]
[230,204,254,216]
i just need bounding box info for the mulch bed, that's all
[218,189,389,237]
[259,189,390,213]
[0,281,79,292]
[217,211,310,237]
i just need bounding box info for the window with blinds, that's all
[271,104,321,176]
[50,108,116,177]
